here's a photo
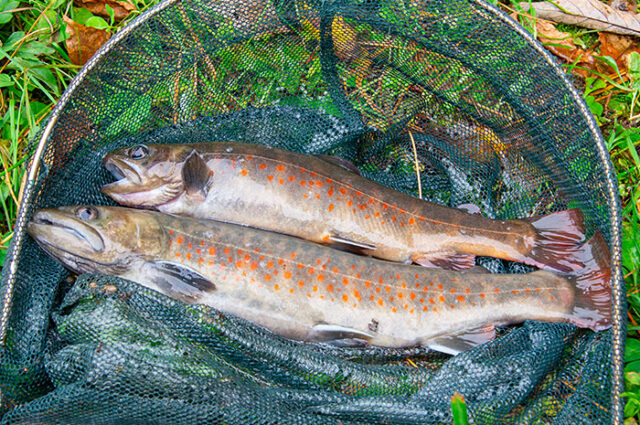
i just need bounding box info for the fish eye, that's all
[128,145,149,160]
[76,207,99,221]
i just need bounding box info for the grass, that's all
[0,0,638,422]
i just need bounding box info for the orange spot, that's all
[200,241,205,246]
[268,175,274,181]
[266,274,272,281]
[392,307,397,313]
[288,175,295,182]
[259,163,266,169]
[289,288,294,294]
[398,292,404,299]
[343,277,349,285]
[196,248,202,254]
[450,288,456,294]
[266,261,274,268]
[209,261,214,266]
[284,271,292,279]
[250,262,258,270]
[307,267,315,275]
[550,295,555,301]
[342,294,349,302]
[348,200,353,207]
[409,218,415,225]
[457,295,465,302]
[317,274,325,282]
[385,285,391,293]
[353,289,361,300]
[313,286,318,292]
[355,190,362,196]
[300,168,306,173]
[199,258,204,263]
[389,296,394,301]
[423,306,428,312]
[465,288,471,294]
[535,288,541,292]
[278,259,284,265]
[375,212,381,217]
[247,155,253,160]
[279,178,284,184]
[273,283,278,290]
[228,257,233,262]
[438,283,443,290]
[378,298,384,306]
[401,283,407,289]
[450,305,455,309]
[328,204,334,212]
[187,243,192,249]
[327,187,334,197]
[339,187,346,195]
[433,307,438,312]
[241,169,248,176]
[438,295,445,302]
[186,253,192,260]
[297,264,304,269]
[326,178,333,184]
[378,277,384,284]
[169,230,174,235]
[327,284,334,292]
[512,290,519,295]
[369,197,374,204]
[237,249,244,256]
[525,288,531,293]
[332,267,339,273]
[429,298,435,304]
[175,253,181,258]
[290,253,296,259]
[375,287,381,293]
[276,165,284,172]
[176,237,183,244]
[224,247,230,255]
[494,288,501,294]
[410,292,416,300]
[451,278,457,283]
[236,260,244,268]
[358,204,366,210]
[472,302,477,307]
[321,235,330,242]
[298,281,304,287]
[369,295,375,301]
[364,281,371,288]
[300,181,306,186]
[480,293,485,298]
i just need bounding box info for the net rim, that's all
[0,0,625,420]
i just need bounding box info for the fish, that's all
[102,142,589,273]
[28,205,611,354]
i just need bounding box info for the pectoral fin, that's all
[309,324,373,346]
[457,203,481,215]
[315,154,361,175]
[182,150,213,197]
[144,261,215,304]
[413,252,476,270]
[426,325,496,355]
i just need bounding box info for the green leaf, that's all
[624,397,640,418]
[451,393,469,425]
[630,52,640,83]
[85,16,109,30]
[0,74,12,88]
[0,0,18,25]
[585,95,604,118]
[594,55,621,78]
[105,4,115,26]
[623,224,640,279]
[106,94,152,136]
[626,338,640,363]
[626,362,640,374]
[72,8,95,26]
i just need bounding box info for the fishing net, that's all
[0,0,624,423]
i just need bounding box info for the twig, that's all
[408,130,422,199]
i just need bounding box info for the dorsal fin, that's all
[315,154,361,175]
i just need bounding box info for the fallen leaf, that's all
[599,31,640,73]
[521,0,640,36]
[610,0,636,14]
[64,16,110,66]
[535,20,597,77]
[74,0,136,22]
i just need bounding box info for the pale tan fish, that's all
[102,142,589,273]
[28,206,611,354]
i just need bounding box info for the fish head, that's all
[28,205,168,274]
[102,144,191,207]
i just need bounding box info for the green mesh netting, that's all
[0,0,624,423]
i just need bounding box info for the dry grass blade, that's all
[408,130,422,199]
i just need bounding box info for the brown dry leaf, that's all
[521,0,640,36]
[599,31,640,72]
[610,0,636,14]
[535,20,597,77]
[64,16,110,66]
[74,0,136,22]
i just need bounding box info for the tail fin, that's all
[566,231,612,331]
[522,208,586,272]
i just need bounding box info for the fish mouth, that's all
[102,156,143,194]
[28,210,105,254]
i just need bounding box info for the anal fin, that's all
[426,325,496,356]
[309,324,373,346]
[413,252,476,271]
[327,234,376,252]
